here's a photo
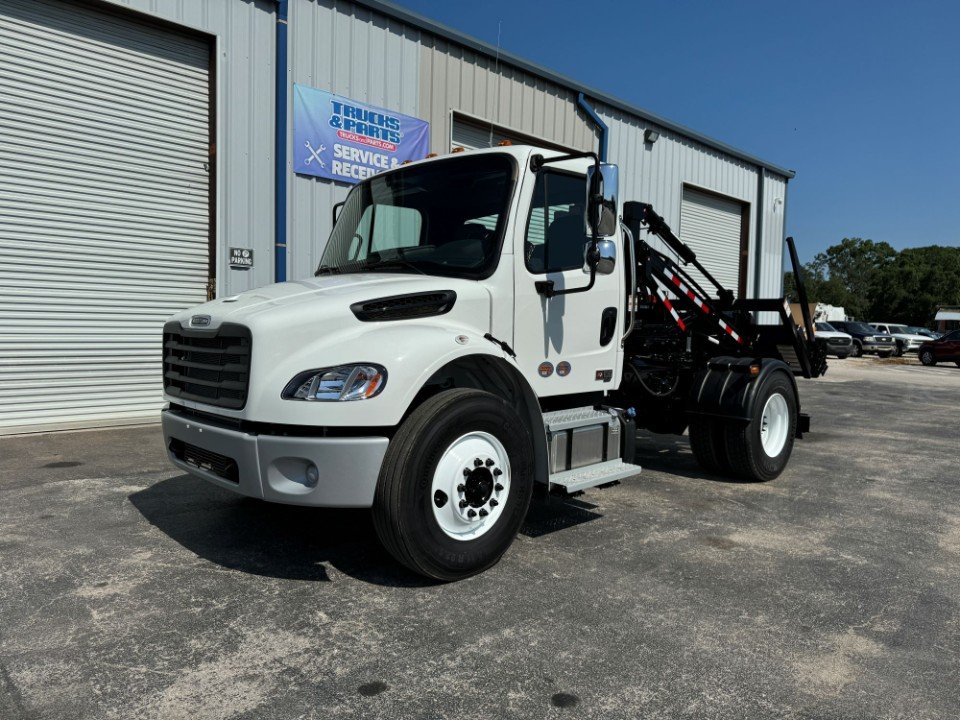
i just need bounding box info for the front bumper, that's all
[161,409,389,507]
[861,341,894,354]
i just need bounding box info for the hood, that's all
[169,273,492,333]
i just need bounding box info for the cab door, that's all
[512,168,623,397]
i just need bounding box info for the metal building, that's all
[0,0,794,434]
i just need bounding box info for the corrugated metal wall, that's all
[418,37,597,155]
[287,0,421,279]
[105,0,275,297]
[758,170,788,300]
[598,104,766,296]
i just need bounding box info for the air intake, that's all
[351,291,457,322]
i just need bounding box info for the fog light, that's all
[305,463,320,488]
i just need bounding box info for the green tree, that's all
[785,240,960,326]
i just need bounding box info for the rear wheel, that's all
[920,350,937,366]
[689,417,729,475]
[851,342,863,357]
[372,389,534,581]
[892,342,904,357]
[723,372,797,482]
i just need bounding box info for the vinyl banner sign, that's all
[293,84,430,184]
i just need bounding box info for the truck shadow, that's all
[128,475,434,587]
[128,475,603,586]
[633,432,753,484]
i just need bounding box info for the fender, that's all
[408,352,550,487]
[687,356,799,424]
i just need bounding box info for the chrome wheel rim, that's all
[431,432,510,541]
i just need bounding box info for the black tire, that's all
[688,417,729,475]
[372,388,534,581]
[920,349,937,366]
[892,342,904,357]
[723,372,797,482]
[878,352,892,359]
[835,353,849,360]
[954,361,960,368]
[851,342,863,357]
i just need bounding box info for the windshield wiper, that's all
[315,264,343,276]
[362,257,426,275]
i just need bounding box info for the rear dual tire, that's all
[689,371,797,482]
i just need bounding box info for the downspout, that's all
[577,92,608,162]
[274,0,289,283]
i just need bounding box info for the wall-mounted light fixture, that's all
[644,129,660,144]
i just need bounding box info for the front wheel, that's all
[892,342,904,357]
[851,342,863,358]
[723,372,797,482]
[372,388,534,581]
[878,352,892,359]
[920,350,937,366]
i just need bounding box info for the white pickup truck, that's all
[162,145,823,579]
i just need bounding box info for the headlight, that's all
[283,364,387,401]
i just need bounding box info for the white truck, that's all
[162,146,825,580]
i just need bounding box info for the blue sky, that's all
[394,0,959,262]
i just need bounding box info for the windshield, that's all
[886,325,908,334]
[317,154,516,279]
[845,322,876,334]
[816,322,836,332]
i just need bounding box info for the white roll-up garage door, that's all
[0,0,211,434]
[678,186,745,298]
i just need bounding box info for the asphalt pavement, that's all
[1,356,958,719]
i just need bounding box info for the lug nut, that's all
[489,499,498,507]
[495,483,504,492]
[467,509,477,518]
[478,509,488,517]
[459,499,468,508]
[457,483,465,492]
[485,458,494,467]
[493,468,503,476]
[474,458,483,467]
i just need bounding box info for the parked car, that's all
[870,322,929,357]
[918,329,960,367]
[830,321,895,358]
[908,326,942,340]
[814,321,853,358]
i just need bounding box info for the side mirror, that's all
[584,238,617,275]
[585,163,619,238]
[332,200,345,227]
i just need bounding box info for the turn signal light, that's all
[452,146,466,153]
[496,139,512,146]
[426,152,438,158]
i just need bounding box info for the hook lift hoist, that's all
[612,200,828,482]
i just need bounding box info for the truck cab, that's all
[162,145,819,580]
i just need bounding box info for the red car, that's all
[918,329,960,367]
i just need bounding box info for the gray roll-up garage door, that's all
[678,186,745,298]
[0,0,211,434]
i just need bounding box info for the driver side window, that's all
[526,171,588,274]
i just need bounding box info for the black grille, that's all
[827,336,851,346]
[163,322,251,409]
[168,438,239,483]
[350,291,457,322]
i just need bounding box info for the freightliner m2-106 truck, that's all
[162,146,826,580]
